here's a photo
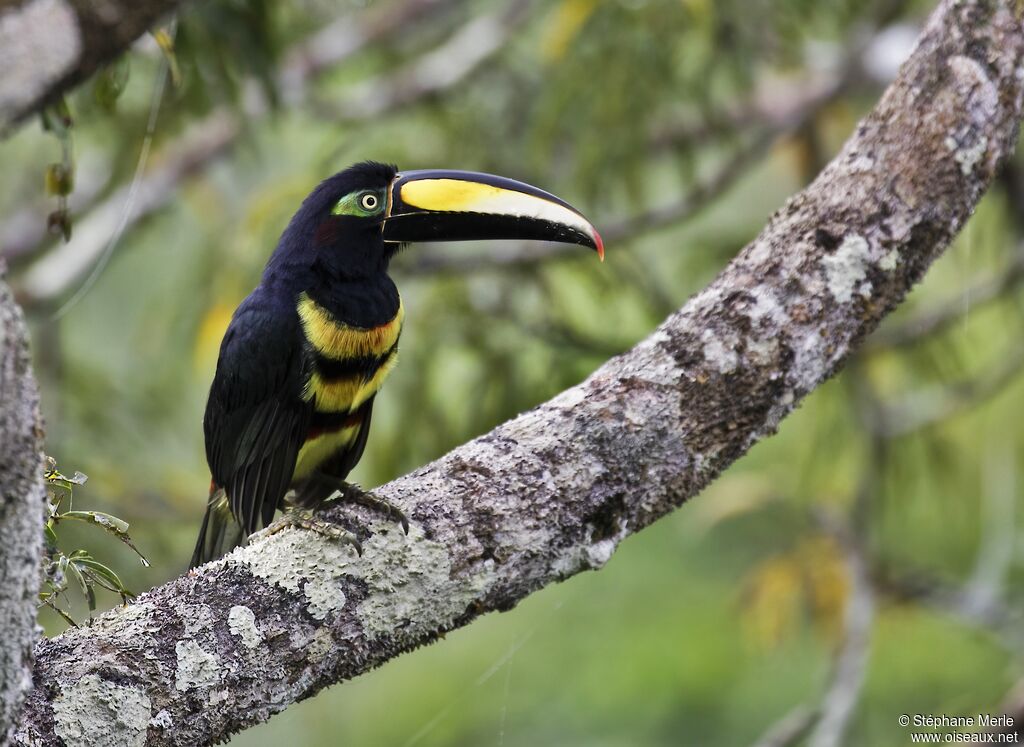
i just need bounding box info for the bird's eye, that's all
[359,193,380,211]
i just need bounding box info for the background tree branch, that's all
[8,1,1022,744]
[0,0,184,132]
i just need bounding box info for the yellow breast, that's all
[297,293,404,360]
[297,293,403,413]
[305,354,399,412]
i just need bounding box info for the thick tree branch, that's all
[0,0,183,132]
[10,1,1024,744]
[0,270,46,740]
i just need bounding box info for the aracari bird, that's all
[191,162,603,567]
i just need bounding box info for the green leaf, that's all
[44,522,59,547]
[74,557,129,595]
[63,510,128,533]
[60,511,150,567]
[40,98,72,135]
[94,57,131,112]
[42,599,78,628]
[152,28,182,88]
[44,163,74,197]
[65,560,89,598]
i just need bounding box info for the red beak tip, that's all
[594,232,605,262]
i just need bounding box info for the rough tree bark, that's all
[0,0,185,736]
[5,0,1024,744]
[0,0,184,132]
[0,273,46,740]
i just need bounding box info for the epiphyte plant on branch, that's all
[40,458,148,627]
[192,161,604,567]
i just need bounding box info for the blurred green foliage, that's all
[1,0,1022,744]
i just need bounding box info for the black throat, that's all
[305,271,400,329]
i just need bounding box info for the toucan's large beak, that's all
[382,169,604,260]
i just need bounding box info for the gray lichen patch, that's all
[745,287,788,327]
[586,517,628,570]
[946,133,988,176]
[228,605,263,649]
[0,0,81,125]
[585,539,617,570]
[351,523,497,640]
[792,330,830,394]
[149,709,173,730]
[52,674,151,747]
[701,329,740,374]
[235,526,354,620]
[549,384,587,410]
[551,518,629,577]
[879,248,901,271]
[183,603,216,638]
[746,337,779,366]
[821,234,871,303]
[175,640,221,691]
[949,54,1000,120]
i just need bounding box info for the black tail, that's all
[190,488,246,568]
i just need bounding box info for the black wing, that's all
[204,294,312,535]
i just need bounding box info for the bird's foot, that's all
[318,476,409,535]
[260,508,363,556]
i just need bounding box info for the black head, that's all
[264,160,603,286]
[266,161,399,284]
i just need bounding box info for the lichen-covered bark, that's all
[0,273,46,741]
[0,0,184,132]
[11,1,1024,744]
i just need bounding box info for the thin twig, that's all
[315,0,533,121]
[750,705,820,747]
[807,520,875,747]
[805,367,883,747]
[50,19,177,321]
[874,342,1024,438]
[18,110,237,307]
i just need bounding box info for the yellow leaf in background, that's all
[740,535,850,650]
[679,0,711,21]
[541,0,598,62]
[152,27,182,88]
[740,555,804,649]
[193,302,235,374]
[799,536,850,645]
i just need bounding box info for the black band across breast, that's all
[314,340,398,381]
